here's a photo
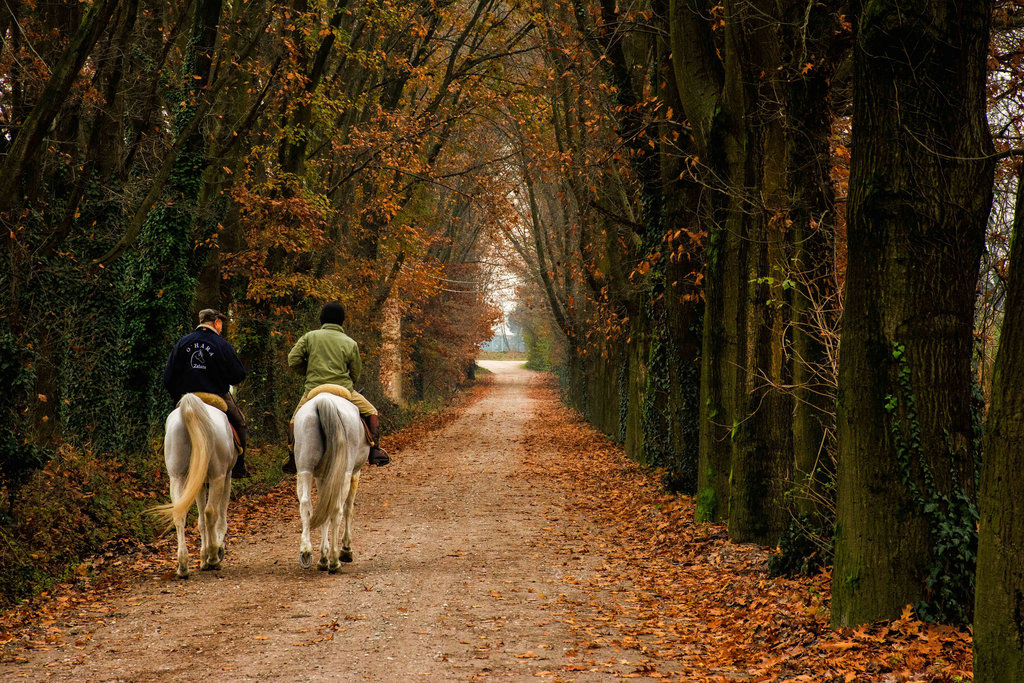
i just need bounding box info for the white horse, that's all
[150,393,238,579]
[294,390,369,573]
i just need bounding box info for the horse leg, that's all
[196,484,210,570]
[328,473,352,573]
[297,471,315,569]
[169,475,190,579]
[314,473,332,571]
[340,472,359,563]
[207,475,230,569]
[327,507,343,574]
[200,476,226,570]
[319,518,331,573]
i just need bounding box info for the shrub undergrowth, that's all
[0,444,164,607]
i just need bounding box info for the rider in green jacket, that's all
[283,302,390,473]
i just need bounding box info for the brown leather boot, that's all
[366,414,390,466]
[282,421,297,474]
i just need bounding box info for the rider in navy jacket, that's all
[163,309,249,478]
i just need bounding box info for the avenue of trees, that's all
[4,0,1024,678]
[505,0,1024,679]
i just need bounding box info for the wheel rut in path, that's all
[2,361,649,681]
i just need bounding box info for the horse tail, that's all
[149,393,215,527]
[309,396,350,529]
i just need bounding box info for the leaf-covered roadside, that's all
[521,376,972,682]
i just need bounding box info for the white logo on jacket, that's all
[185,342,216,370]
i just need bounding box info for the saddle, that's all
[192,392,243,454]
[307,384,373,445]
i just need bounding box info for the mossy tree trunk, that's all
[652,0,702,493]
[671,0,791,533]
[624,329,648,462]
[832,0,994,627]
[724,0,797,546]
[735,0,845,548]
[670,0,732,522]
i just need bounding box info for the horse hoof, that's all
[328,563,340,574]
[299,552,314,569]
[176,571,189,580]
[317,558,329,571]
[202,562,221,571]
[340,549,353,563]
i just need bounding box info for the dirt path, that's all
[1,361,648,682]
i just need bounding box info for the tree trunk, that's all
[974,166,1024,680]
[832,0,993,627]
[723,0,798,545]
[730,108,793,543]
[651,0,701,493]
[778,1,841,521]
[624,330,648,462]
[670,0,732,521]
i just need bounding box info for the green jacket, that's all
[287,323,362,393]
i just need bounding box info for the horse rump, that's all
[308,396,351,529]
[148,393,215,527]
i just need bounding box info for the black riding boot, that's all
[224,393,249,479]
[283,422,297,474]
[366,414,390,466]
[232,448,249,479]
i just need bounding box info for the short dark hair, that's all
[320,302,345,326]
[198,308,228,324]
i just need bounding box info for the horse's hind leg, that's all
[208,475,230,569]
[169,475,190,579]
[340,472,360,563]
[328,473,352,573]
[297,471,314,569]
[315,473,332,571]
[327,507,343,574]
[317,517,331,571]
[196,484,212,570]
[201,476,227,570]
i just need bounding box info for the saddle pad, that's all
[193,392,228,412]
[308,383,353,401]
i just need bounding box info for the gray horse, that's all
[150,393,238,579]
[294,390,369,573]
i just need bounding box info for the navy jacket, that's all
[163,326,246,401]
